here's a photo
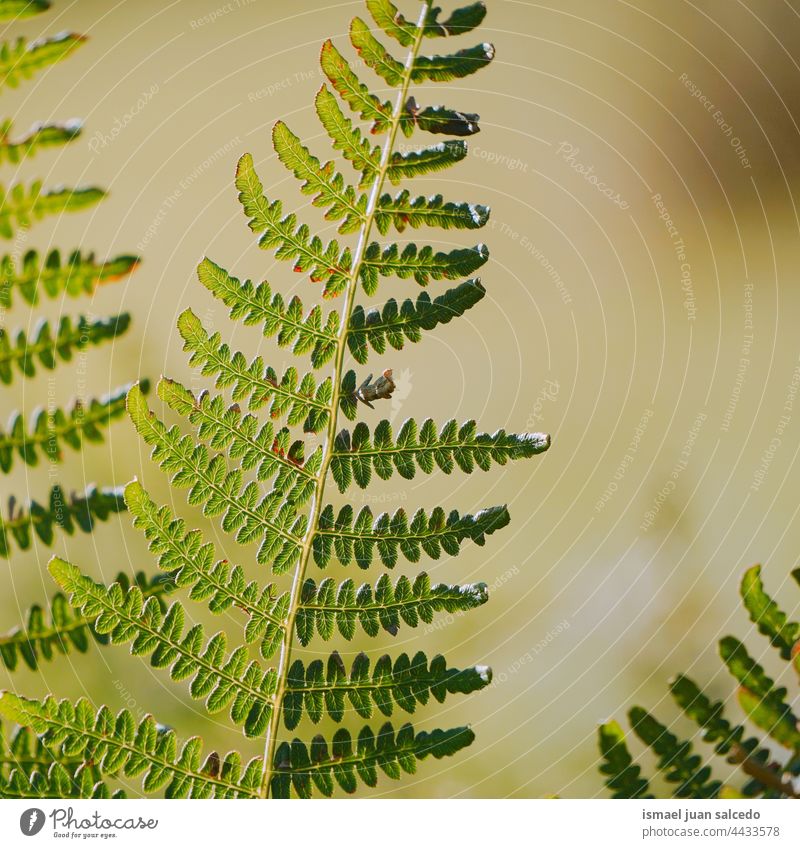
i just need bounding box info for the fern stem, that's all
[731,744,800,798]
[258,4,431,798]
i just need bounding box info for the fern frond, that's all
[313,503,509,568]
[0,118,81,164]
[0,1,549,801]
[315,85,381,186]
[196,258,339,368]
[0,693,262,798]
[347,279,486,364]
[0,570,172,671]
[0,314,129,384]
[629,707,720,798]
[236,153,353,297]
[125,481,288,661]
[720,637,800,751]
[270,722,474,798]
[375,191,489,235]
[177,310,332,433]
[0,249,139,308]
[282,651,490,729]
[319,39,394,134]
[273,118,366,234]
[297,572,487,644]
[158,378,321,505]
[0,485,126,557]
[740,565,799,660]
[598,720,652,799]
[359,241,488,294]
[127,384,304,572]
[50,558,276,737]
[0,182,104,238]
[0,32,85,91]
[0,382,135,472]
[0,0,51,21]
[331,419,549,491]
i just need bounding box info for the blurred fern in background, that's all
[0,0,140,562]
[599,564,800,799]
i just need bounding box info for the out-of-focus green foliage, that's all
[599,565,800,799]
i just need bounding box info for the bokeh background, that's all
[2,0,800,798]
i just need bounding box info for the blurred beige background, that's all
[2,0,800,798]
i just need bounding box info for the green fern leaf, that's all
[319,39,393,134]
[410,103,481,136]
[387,139,467,183]
[271,722,474,798]
[127,384,304,573]
[365,0,417,47]
[411,41,495,83]
[0,0,51,21]
[0,571,172,671]
[157,377,321,505]
[124,481,288,661]
[422,2,488,38]
[331,419,549,491]
[375,191,489,235]
[0,249,139,308]
[315,84,381,187]
[0,721,112,801]
[282,650,490,730]
[0,32,85,91]
[196,258,339,368]
[360,241,488,294]
[0,118,81,164]
[598,720,652,799]
[629,707,721,798]
[668,673,788,797]
[348,279,486,364]
[0,693,262,798]
[350,17,405,87]
[1,764,119,799]
[273,119,366,234]
[0,485,127,557]
[297,572,488,644]
[740,565,799,660]
[236,152,352,297]
[0,314,129,384]
[50,558,276,737]
[720,636,800,750]
[0,382,135,472]
[313,503,509,568]
[177,310,332,433]
[0,182,104,239]
[599,561,800,799]
[350,15,494,86]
